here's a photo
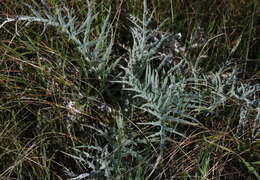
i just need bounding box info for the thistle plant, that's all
[0,2,118,91]
[231,81,260,138]
[202,60,260,138]
[120,1,204,164]
[63,112,142,179]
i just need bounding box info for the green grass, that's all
[0,0,259,179]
